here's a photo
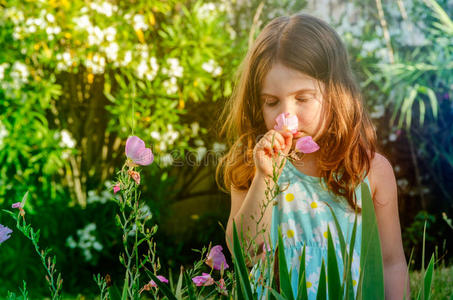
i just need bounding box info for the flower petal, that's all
[126,136,145,160]
[295,136,320,153]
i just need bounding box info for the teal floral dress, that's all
[250,160,370,299]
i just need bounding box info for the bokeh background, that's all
[0,0,452,297]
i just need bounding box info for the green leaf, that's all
[107,283,122,300]
[182,270,197,300]
[121,273,129,300]
[346,208,358,300]
[232,221,253,300]
[359,182,385,299]
[425,87,438,119]
[277,226,295,300]
[175,267,184,300]
[316,259,326,300]
[270,288,291,300]
[296,244,308,300]
[327,227,341,299]
[422,254,435,300]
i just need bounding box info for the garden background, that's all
[0,0,452,298]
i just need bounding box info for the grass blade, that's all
[232,221,253,300]
[148,272,178,300]
[359,182,385,299]
[277,226,295,300]
[327,227,341,299]
[296,244,308,300]
[316,259,327,300]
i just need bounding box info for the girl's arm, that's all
[369,153,411,299]
[225,172,275,267]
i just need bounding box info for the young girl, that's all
[216,13,410,299]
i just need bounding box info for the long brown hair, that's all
[215,13,377,212]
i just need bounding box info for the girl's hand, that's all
[253,129,303,178]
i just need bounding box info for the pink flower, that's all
[274,112,298,134]
[0,224,12,244]
[12,202,25,217]
[295,136,320,153]
[12,202,21,208]
[192,273,215,286]
[113,184,121,194]
[149,275,169,287]
[205,245,229,271]
[125,136,154,166]
[128,170,141,185]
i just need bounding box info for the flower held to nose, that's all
[274,112,298,134]
[125,136,154,166]
[295,136,320,153]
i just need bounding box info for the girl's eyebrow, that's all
[260,88,316,97]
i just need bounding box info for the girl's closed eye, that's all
[263,98,278,106]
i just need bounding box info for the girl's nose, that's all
[280,99,297,116]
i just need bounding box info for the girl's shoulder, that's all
[367,152,395,200]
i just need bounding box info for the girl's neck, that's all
[290,152,321,177]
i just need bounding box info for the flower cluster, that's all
[140,244,229,296]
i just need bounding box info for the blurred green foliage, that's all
[0,0,452,296]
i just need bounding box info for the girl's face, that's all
[260,62,325,137]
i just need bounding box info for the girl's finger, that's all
[293,131,304,139]
[267,131,285,147]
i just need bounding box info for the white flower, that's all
[197,3,217,20]
[195,146,207,162]
[46,13,55,23]
[344,208,362,226]
[191,122,200,135]
[73,15,92,30]
[370,104,385,119]
[0,63,9,81]
[307,193,326,217]
[90,1,118,17]
[10,61,29,84]
[150,131,161,140]
[60,129,76,148]
[212,142,226,153]
[163,77,178,94]
[121,50,133,67]
[280,218,303,247]
[397,178,408,189]
[133,14,148,31]
[104,26,117,42]
[0,121,8,146]
[5,7,25,25]
[279,185,310,215]
[306,267,321,295]
[290,248,313,272]
[105,42,119,61]
[136,60,148,79]
[160,153,174,167]
[313,220,338,247]
[201,59,222,77]
[88,26,104,45]
[162,58,183,78]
